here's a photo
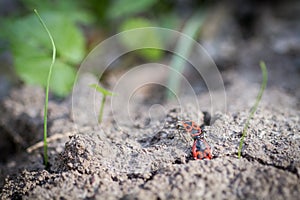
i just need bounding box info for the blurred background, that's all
[0,0,299,101]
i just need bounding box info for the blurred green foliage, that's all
[0,0,92,97]
[1,11,85,96]
[120,18,163,61]
[107,0,157,19]
[0,0,205,97]
[21,0,94,24]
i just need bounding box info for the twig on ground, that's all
[26,126,91,153]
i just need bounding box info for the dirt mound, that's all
[1,86,299,199]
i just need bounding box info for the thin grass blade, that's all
[34,9,56,166]
[238,61,268,158]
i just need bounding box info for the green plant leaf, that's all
[14,55,76,97]
[40,12,86,64]
[50,60,77,97]
[5,11,85,64]
[5,16,50,56]
[108,0,157,19]
[14,55,51,86]
[3,10,85,96]
[120,17,163,60]
[89,84,116,96]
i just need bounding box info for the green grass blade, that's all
[238,61,268,158]
[98,96,106,123]
[34,9,56,166]
[166,10,206,99]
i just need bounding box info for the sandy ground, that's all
[0,67,299,199]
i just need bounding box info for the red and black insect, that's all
[178,120,212,160]
[181,120,202,139]
[192,135,212,160]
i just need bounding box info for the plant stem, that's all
[98,95,106,123]
[34,9,56,166]
[238,61,268,158]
